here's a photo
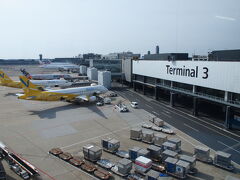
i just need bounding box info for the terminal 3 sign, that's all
[133,60,240,94]
[166,65,208,79]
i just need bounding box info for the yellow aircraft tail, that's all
[19,76,42,95]
[0,70,14,83]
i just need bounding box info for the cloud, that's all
[215,15,236,21]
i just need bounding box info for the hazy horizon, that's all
[0,0,239,59]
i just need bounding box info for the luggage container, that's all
[194,146,212,163]
[146,169,160,180]
[153,134,167,146]
[179,155,197,174]
[130,128,142,141]
[111,158,132,177]
[138,148,150,158]
[213,151,234,171]
[129,147,141,161]
[83,144,102,162]
[175,160,190,179]
[162,150,178,162]
[168,138,181,153]
[135,156,152,174]
[101,137,120,153]
[162,142,177,152]
[142,131,154,144]
[147,145,162,161]
[164,157,178,174]
[154,118,164,127]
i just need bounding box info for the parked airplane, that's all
[0,70,72,88]
[17,76,108,102]
[39,60,79,71]
[20,68,71,80]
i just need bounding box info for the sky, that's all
[0,0,239,59]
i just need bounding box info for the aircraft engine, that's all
[89,96,97,102]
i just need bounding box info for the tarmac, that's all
[0,65,239,180]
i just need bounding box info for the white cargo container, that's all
[135,156,152,173]
[153,133,167,146]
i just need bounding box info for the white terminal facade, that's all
[131,60,240,129]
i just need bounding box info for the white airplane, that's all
[18,76,108,103]
[0,70,72,88]
[20,68,72,80]
[39,60,79,71]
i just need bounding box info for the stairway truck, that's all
[101,137,120,153]
[135,156,152,174]
[83,144,102,162]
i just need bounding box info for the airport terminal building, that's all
[129,50,240,130]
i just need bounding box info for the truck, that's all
[114,104,129,112]
[10,164,30,179]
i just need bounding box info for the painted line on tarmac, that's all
[161,112,172,118]
[151,111,159,115]
[217,141,240,154]
[61,121,144,150]
[149,100,240,143]
[184,123,199,132]
[128,88,240,140]
[146,104,153,109]
[163,110,170,114]
[175,134,196,147]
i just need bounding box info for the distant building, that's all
[192,55,208,61]
[0,59,39,65]
[104,52,140,60]
[208,49,240,61]
[143,53,189,61]
[83,53,101,60]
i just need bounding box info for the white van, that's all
[130,102,138,108]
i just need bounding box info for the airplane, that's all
[17,76,108,102]
[39,60,79,71]
[0,70,72,88]
[20,68,72,80]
